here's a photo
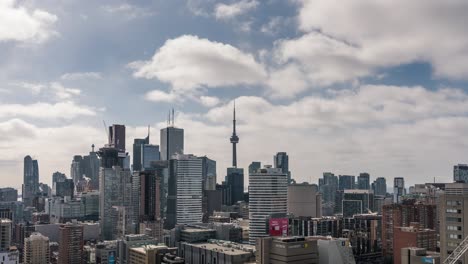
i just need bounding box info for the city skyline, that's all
[3,0,468,189]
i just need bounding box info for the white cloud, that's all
[260,16,291,35]
[267,64,308,99]
[0,101,96,120]
[130,35,267,90]
[214,0,259,20]
[145,90,180,103]
[60,72,102,81]
[102,4,153,19]
[291,0,468,81]
[200,96,221,107]
[0,0,57,42]
[11,81,81,100]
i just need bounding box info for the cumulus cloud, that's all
[60,72,102,81]
[0,0,57,42]
[214,0,259,20]
[130,35,267,90]
[291,0,468,82]
[199,96,221,107]
[12,81,81,101]
[145,90,180,103]
[0,101,96,120]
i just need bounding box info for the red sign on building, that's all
[269,218,289,236]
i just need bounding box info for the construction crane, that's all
[444,235,468,264]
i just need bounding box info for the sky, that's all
[2,0,468,190]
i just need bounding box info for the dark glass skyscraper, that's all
[274,152,290,183]
[373,177,387,196]
[160,127,184,161]
[338,175,355,190]
[454,164,468,183]
[357,173,370,190]
[248,161,261,174]
[23,155,39,207]
[132,132,150,172]
[109,124,126,152]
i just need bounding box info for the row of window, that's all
[446,208,462,214]
[447,200,462,206]
[449,234,463,239]
[447,225,462,231]
[446,217,462,222]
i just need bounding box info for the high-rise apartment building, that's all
[382,200,436,262]
[23,155,39,207]
[160,126,184,161]
[339,175,355,190]
[141,144,160,170]
[166,155,203,229]
[24,232,50,264]
[249,166,288,244]
[372,177,387,196]
[394,177,405,203]
[71,155,84,184]
[274,152,291,183]
[138,170,161,222]
[439,183,468,263]
[393,226,436,264]
[0,219,12,251]
[357,173,370,190]
[0,188,17,202]
[454,164,468,183]
[319,172,338,216]
[58,221,83,264]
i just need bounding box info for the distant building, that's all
[132,133,150,172]
[393,225,437,264]
[23,155,39,207]
[316,237,356,264]
[393,177,405,203]
[180,240,255,264]
[372,177,387,196]
[52,179,74,198]
[319,173,338,215]
[454,164,468,183]
[24,232,50,264]
[141,144,160,170]
[225,167,244,206]
[128,244,181,264]
[249,166,288,244]
[341,189,374,217]
[0,219,12,251]
[248,162,261,175]
[257,236,319,264]
[274,152,291,183]
[160,126,184,161]
[201,157,216,191]
[357,173,370,190]
[400,247,440,264]
[339,175,355,190]
[109,124,126,151]
[166,155,203,229]
[0,188,17,202]
[287,183,322,218]
[117,234,158,264]
[58,221,83,264]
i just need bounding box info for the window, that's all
[447,208,461,213]
[449,234,463,239]
[447,201,462,206]
[447,217,462,222]
[448,226,462,231]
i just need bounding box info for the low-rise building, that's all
[179,240,255,264]
[256,236,318,264]
[401,247,440,264]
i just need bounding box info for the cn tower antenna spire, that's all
[230,100,239,168]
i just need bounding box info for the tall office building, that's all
[357,173,370,190]
[454,164,468,183]
[225,167,244,206]
[439,183,468,263]
[58,221,83,264]
[160,114,184,161]
[70,145,100,190]
[0,219,12,251]
[249,166,288,244]
[166,154,203,229]
[23,155,39,207]
[274,152,291,183]
[372,177,387,196]
[138,170,161,222]
[52,172,67,185]
[141,144,160,170]
[24,232,50,264]
[248,162,261,174]
[393,177,405,203]
[98,142,134,240]
[109,124,126,151]
[132,130,150,172]
[201,157,216,191]
[319,172,338,216]
[338,175,355,190]
[71,155,84,184]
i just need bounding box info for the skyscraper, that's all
[138,170,161,222]
[141,144,160,170]
[160,127,184,161]
[357,173,370,190]
[372,177,387,196]
[338,175,355,190]
[454,164,468,183]
[248,161,261,174]
[249,166,288,244]
[132,129,150,172]
[71,155,84,184]
[58,221,83,264]
[166,154,203,229]
[274,152,291,183]
[393,177,405,203]
[109,124,126,152]
[0,219,12,251]
[201,156,216,191]
[230,102,239,168]
[225,167,244,205]
[23,155,39,207]
[24,232,50,264]
[319,172,338,216]
[70,145,100,190]
[98,139,134,240]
